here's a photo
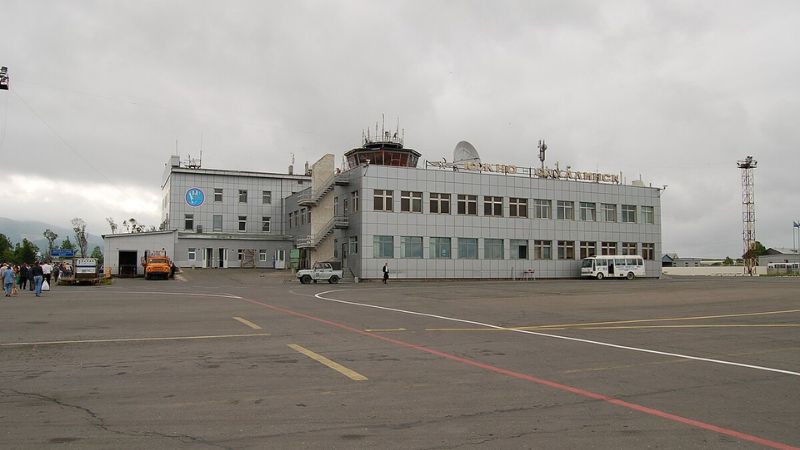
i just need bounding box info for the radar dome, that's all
[453,141,481,164]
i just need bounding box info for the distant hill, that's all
[0,217,104,255]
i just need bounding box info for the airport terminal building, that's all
[105,133,662,279]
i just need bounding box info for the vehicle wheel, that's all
[626,272,635,280]
[596,272,604,280]
[300,275,311,284]
[329,275,339,284]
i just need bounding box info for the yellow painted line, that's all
[365,328,407,332]
[1,333,271,347]
[577,324,800,330]
[233,316,262,330]
[288,344,367,381]
[521,308,800,330]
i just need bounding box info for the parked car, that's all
[297,261,343,284]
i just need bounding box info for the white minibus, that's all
[581,255,645,280]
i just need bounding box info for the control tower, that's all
[344,122,421,170]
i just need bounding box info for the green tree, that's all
[722,256,734,266]
[71,217,89,257]
[14,239,39,264]
[742,241,768,260]
[43,229,59,258]
[60,237,76,251]
[0,233,13,262]
[90,246,104,265]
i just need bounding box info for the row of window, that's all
[187,248,281,262]
[373,190,656,223]
[368,236,657,260]
[184,214,271,232]
[202,189,275,204]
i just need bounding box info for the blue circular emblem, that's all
[185,188,205,207]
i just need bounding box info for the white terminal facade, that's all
[104,134,662,279]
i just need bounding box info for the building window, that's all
[558,241,575,260]
[343,198,349,215]
[579,202,596,221]
[287,212,293,229]
[622,205,637,223]
[238,216,247,232]
[600,203,617,222]
[374,189,393,211]
[213,215,222,232]
[334,238,339,259]
[238,189,248,203]
[642,243,655,260]
[333,197,339,216]
[184,214,194,231]
[509,198,528,218]
[300,208,307,225]
[457,194,478,215]
[373,235,394,258]
[258,249,267,262]
[237,249,244,261]
[580,241,597,259]
[641,206,655,224]
[188,248,196,260]
[430,193,451,214]
[484,238,504,259]
[262,217,271,232]
[401,191,422,213]
[349,236,358,255]
[214,188,223,202]
[557,201,574,220]
[622,242,638,255]
[483,196,503,216]
[400,236,423,258]
[430,237,451,259]
[511,239,528,259]
[601,241,617,255]
[534,199,552,219]
[262,190,272,204]
[534,240,552,260]
[458,238,478,259]
[351,191,359,212]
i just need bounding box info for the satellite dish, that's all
[453,141,481,164]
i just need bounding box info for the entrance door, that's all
[118,250,138,277]
[218,248,228,268]
[205,248,213,268]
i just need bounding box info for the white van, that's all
[581,255,645,280]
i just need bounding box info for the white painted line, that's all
[1,333,271,347]
[314,289,800,377]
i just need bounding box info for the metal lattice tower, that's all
[737,156,757,275]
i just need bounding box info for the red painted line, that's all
[240,296,798,450]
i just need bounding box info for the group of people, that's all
[1,260,65,298]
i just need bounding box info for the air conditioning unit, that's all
[197,225,203,233]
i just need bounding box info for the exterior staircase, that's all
[296,216,349,249]
[298,173,349,207]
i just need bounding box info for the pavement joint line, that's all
[239,295,797,450]
[233,316,262,330]
[103,291,243,299]
[313,289,800,378]
[0,333,271,347]
[288,344,368,381]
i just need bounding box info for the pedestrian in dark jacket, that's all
[31,262,44,297]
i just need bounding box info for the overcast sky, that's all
[1,0,798,257]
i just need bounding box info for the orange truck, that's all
[143,250,172,280]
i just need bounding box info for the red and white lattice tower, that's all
[737,156,757,275]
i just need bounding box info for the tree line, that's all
[0,217,102,264]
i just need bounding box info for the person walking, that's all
[12,265,19,296]
[3,263,16,297]
[18,263,29,291]
[42,261,53,287]
[31,262,44,297]
[382,262,389,284]
[53,262,60,285]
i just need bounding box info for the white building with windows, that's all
[103,155,310,276]
[284,135,662,280]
